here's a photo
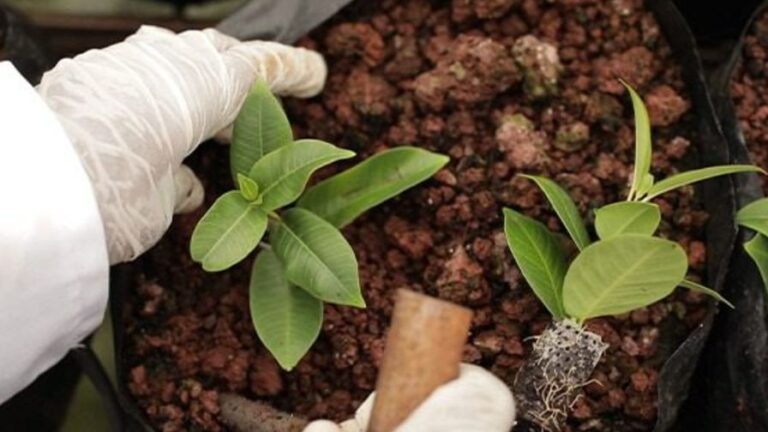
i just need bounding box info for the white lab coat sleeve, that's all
[0,62,109,404]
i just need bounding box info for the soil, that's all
[124,1,713,431]
[731,8,768,194]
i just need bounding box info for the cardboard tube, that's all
[369,289,473,432]
[219,393,308,432]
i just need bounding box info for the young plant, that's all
[190,81,448,370]
[505,81,757,430]
[736,198,768,295]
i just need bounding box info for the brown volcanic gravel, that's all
[124,0,713,431]
[731,9,768,192]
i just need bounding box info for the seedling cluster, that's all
[190,81,448,370]
[505,81,758,430]
[188,79,761,427]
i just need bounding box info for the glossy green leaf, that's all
[271,208,364,307]
[298,147,449,228]
[237,174,261,202]
[563,235,688,321]
[594,202,661,239]
[503,208,567,319]
[678,279,734,309]
[520,174,591,250]
[745,233,768,296]
[190,191,267,272]
[622,80,652,201]
[250,250,323,370]
[737,197,768,237]
[249,139,355,211]
[230,80,293,182]
[643,165,763,201]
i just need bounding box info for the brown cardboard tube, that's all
[219,393,308,432]
[369,289,473,432]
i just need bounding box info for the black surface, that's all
[681,2,768,431]
[0,352,82,432]
[0,5,52,83]
[150,0,221,18]
[646,1,741,430]
[111,264,155,432]
[674,0,763,42]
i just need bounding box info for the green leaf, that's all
[271,208,364,307]
[678,279,734,309]
[520,175,591,251]
[237,174,261,202]
[643,165,764,201]
[249,139,355,211]
[621,80,652,201]
[594,202,661,239]
[298,147,449,228]
[190,191,267,272]
[503,208,567,319]
[737,198,768,237]
[250,250,323,371]
[745,233,768,296]
[230,80,293,183]
[563,235,688,321]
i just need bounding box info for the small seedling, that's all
[505,81,758,430]
[736,197,768,295]
[190,81,448,370]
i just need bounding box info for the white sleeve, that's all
[0,62,109,403]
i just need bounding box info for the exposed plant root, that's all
[514,320,608,431]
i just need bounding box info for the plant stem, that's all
[268,211,282,222]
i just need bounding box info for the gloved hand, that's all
[36,26,326,264]
[303,364,516,432]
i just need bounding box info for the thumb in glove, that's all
[303,364,517,432]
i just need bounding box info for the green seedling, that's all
[506,81,756,430]
[190,81,448,370]
[737,198,768,295]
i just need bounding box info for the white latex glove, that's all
[304,364,516,432]
[36,26,326,264]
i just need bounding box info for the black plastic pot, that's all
[107,265,154,432]
[644,1,742,430]
[101,1,742,431]
[673,0,763,45]
[680,2,768,431]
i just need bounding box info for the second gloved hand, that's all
[36,26,326,264]
[304,364,517,432]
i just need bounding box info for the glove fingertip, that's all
[132,25,175,40]
[292,50,328,98]
[214,124,234,144]
[303,420,343,432]
[459,364,517,420]
[174,166,205,214]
